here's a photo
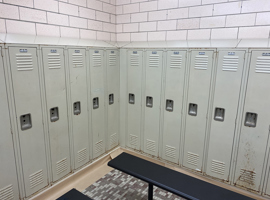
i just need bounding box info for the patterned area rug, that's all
[82,169,184,200]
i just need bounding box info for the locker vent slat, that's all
[239,169,256,184]
[195,55,208,70]
[48,53,61,69]
[109,54,117,66]
[93,53,101,67]
[146,139,156,152]
[72,53,83,68]
[222,56,239,72]
[0,184,14,200]
[77,148,87,163]
[130,54,139,67]
[95,140,103,154]
[149,55,159,67]
[110,133,117,148]
[170,55,182,68]
[187,152,199,166]
[130,134,138,146]
[16,53,33,71]
[29,170,44,189]
[56,158,68,175]
[165,145,176,159]
[255,57,270,74]
[211,160,225,175]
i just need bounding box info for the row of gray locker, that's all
[123,49,270,197]
[0,45,120,200]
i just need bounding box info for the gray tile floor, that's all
[83,169,184,200]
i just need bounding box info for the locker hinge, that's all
[0,49,3,57]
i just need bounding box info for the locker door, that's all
[127,50,143,150]
[68,48,89,169]
[89,49,105,158]
[206,50,245,181]
[0,47,20,200]
[8,47,48,196]
[234,50,270,192]
[183,50,214,171]
[143,50,163,157]
[42,48,71,182]
[106,49,120,150]
[162,50,187,164]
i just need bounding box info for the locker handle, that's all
[244,112,257,127]
[129,93,135,104]
[74,102,81,115]
[214,108,225,122]
[109,94,114,105]
[50,107,59,122]
[93,97,99,109]
[188,103,197,116]
[146,96,153,108]
[166,99,174,112]
[20,114,32,131]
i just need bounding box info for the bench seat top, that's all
[108,152,254,200]
[56,189,93,200]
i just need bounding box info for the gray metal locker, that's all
[143,50,163,157]
[42,47,71,182]
[106,49,120,150]
[89,49,106,158]
[162,50,187,164]
[234,50,270,192]
[8,46,48,196]
[206,50,245,181]
[183,50,214,171]
[0,47,20,200]
[68,48,89,169]
[126,50,143,150]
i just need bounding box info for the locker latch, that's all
[93,97,99,109]
[74,102,81,115]
[188,103,197,116]
[146,96,153,108]
[166,100,174,112]
[109,94,114,105]
[129,93,135,104]
[20,114,32,131]
[214,108,225,122]
[50,107,59,122]
[244,112,257,127]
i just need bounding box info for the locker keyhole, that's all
[214,108,225,122]
[166,99,174,112]
[244,112,257,127]
[50,107,59,122]
[129,93,135,104]
[188,103,198,116]
[74,102,81,115]
[20,114,32,131]
[146,96,153,108]
[109,94,114,105]
[93,97,99,109]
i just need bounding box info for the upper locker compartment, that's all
[183,50,214,172]
[143,50,163,157]
[126,50,143,151]
[206,50,246,181]
[162,50,187,164]
[8,47,48,197]
[106,49,120,150]
[234,50,270,193]
[41,47,71,182]
[89,49,106,158]
[0,46,20,200]
[67,48,89,169]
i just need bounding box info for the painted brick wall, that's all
[0,0,116,41]
[116,0,270,42]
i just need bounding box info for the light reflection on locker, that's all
[89,49,106,158]
[42,47,71,182]
[143,50,163,157]
[68,48,90,169]
[162,50,187,164]
[8,47,49,196]
[206,50,245,181]
[183,50,214,171]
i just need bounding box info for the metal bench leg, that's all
[148,183,153,200]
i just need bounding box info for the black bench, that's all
[56,188,93,200]
[108,152,255,200]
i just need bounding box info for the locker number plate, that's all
[20,49,28,53]
[75,50,80,53]
[199,52,205,55]
[262,53,270,56]
[51,49,57,53]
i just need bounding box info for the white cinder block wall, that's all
[116,0,270,42]
[0,0,116,41]
[0,0,270,42]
